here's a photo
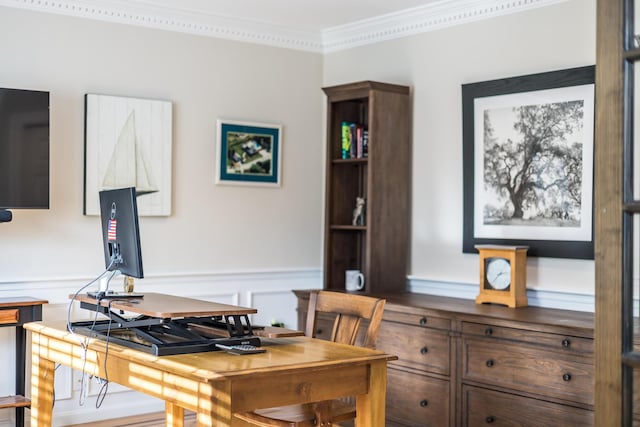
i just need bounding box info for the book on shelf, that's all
[362,129,368,158]
[341,121,351,159]
[340,121,368,159]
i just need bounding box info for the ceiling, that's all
[0,0,565,52]
[131,0,444,32]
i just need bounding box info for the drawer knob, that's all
[484,327,493,336]
[316,329,323,335]
[420,346,429,355]
[486,359,495,368]
[562,338,571,348]
[420,399,428,407]
[486,416,495,423]
[563,373,572,381]
[419,317,427,326]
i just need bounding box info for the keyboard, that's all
[215,343,266,355]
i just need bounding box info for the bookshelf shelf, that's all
[322,81,411,294]
[330,225,367,231]
[331,158,368,165]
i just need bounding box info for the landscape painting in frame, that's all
[216,119,282,187]
[84,94,173,216]
[462,66,595,259]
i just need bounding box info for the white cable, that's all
[66,260,116,340]
[66,260,117,406]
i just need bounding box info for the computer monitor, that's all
[0,87,50,223]
[99,187,143,279]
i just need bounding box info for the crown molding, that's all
[0,0,569,53]
[322,0,569,53]
[0,0,325,52]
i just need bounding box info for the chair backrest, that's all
[304,291,386,349]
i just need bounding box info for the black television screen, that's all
[0,87,50,209]
[99,187,144,279]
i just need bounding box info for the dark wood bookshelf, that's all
[322,81,411,294]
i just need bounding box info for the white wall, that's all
[323,0,597,303]
[0,6,322,426]
[0,7,324,281]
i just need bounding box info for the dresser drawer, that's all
[378,320,450,375]
[462,338,593,405]
[0,309,19,325]
[387,368,449,427]
[384,309,451,331]
[462,322,592,355]
[463,385,593,427]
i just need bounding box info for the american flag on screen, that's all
[107,219,117,241]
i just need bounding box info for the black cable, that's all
[51,364,61,410]
[95,299,115,408]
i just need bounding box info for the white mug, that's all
[345,270,365,291]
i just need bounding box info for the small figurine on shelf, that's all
[352,197,366,226]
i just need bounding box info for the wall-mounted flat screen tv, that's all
[0,87,50,209]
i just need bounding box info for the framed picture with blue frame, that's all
[216,119,282,187]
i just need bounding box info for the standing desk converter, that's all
[69,292,266,355]
[25,293,394,426]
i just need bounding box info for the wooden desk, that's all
[0,297,47,427]
[25,321,394,426]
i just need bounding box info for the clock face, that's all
[485,258,511,290]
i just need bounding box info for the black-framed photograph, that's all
[462,66,595,259]
[216,119,282,187]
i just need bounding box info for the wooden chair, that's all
[234,290,386,427]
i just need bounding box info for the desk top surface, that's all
[26,321,394,382]
[0,297,48,308]
[71,292,256,318]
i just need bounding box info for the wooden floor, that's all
[66,411,197,427]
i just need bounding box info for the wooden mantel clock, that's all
[475,244,529,308]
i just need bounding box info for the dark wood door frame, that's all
[595,1,625,425]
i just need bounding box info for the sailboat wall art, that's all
[84,94,173,216]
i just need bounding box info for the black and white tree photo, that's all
[463,66,595,258]
[481,100,585,228]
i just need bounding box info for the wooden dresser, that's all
[293,291,594,427]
